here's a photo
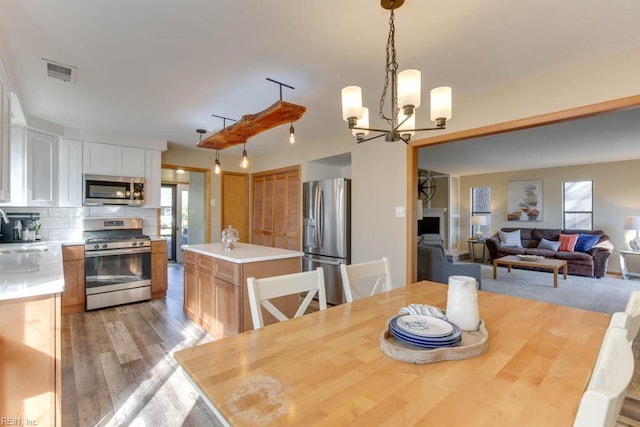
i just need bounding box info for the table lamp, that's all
[472,216,488,240]
[624,216,640,251]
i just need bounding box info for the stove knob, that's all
[132,241,137,247]
[102,244,108,249]
[94,244,100,250]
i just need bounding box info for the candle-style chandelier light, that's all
[341,0,452,144]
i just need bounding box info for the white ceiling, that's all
[419,106,640,176]
[1,0,640,167]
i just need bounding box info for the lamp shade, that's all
[398,111,415,136]
[341,86,363,121]
[624,216,640,230]
[352,107,370,137]
[430,86,452,121]
[398,69,421,109]
[472,216,488,226]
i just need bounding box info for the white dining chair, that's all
[247,267,327,329]
[573,326,635,427]
[609,290,640,343]
[340,257,392,303]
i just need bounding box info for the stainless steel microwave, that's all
[83,174,145,206]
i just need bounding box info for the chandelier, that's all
[341,0,452,144]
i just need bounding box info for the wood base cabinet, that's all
[151,240,168,299]
[0,294,61,426]
[183,249,300,338]
[61,245,85,314]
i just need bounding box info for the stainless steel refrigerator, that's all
[302,178,351,305]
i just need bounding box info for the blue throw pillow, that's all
[537,238,560,252]
[498,229,522,248]
[574,233,601,252]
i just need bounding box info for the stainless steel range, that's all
[83,218,151,310]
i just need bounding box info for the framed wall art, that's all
[507,180,543,221]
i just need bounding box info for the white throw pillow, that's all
[499,229,522,248]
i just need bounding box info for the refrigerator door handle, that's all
[318,187,324,247]
[314,186,322,248]
[303,255,343,266]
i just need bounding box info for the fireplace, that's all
[418,217,440,235]
[418,208,447,237]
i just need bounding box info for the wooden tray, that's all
[380,319,489,364]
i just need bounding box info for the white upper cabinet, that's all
[0,70,11,202]
[4,127,58,207]
[26,130,57,206]
[58,138,83,207]
[83,141,116,175]
[117,146,145,177]
[145,149,162,208]
[83,141,145,177]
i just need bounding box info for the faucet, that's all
[0,208,8,224]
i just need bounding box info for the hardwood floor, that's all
[61,263,221,426]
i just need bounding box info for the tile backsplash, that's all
[0,206,159,241]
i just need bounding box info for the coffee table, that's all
[493,255,568,287]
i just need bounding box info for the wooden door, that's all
[252,165,300,249]
[273,170,300,250]
[252,174,274,246]
[221,172,249,243]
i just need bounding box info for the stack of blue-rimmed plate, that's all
[389,314,462,349]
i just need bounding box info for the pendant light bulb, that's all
[240,145,249,169]
[289,123,295,144]
[214,150,221,174]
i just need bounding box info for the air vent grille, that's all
[42,58,77,83]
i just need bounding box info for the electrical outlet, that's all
[395,206,406,217]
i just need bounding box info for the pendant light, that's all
[289,122,296,144]
[240,118,250,168]
[340,0,452,144]
[214,149,221,174]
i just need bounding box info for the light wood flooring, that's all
[61,263,221,426]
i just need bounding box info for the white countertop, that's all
[182,242,303,264]
[0,241,65,301]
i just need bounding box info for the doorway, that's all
[161,166,211,263]
[161,184,177,261]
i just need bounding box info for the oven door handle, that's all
[85,247,151,257]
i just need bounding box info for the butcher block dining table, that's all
[174,281,609,426]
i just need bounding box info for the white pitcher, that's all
[446,275,480,331]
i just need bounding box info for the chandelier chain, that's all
[379,7,398,125]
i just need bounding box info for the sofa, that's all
[417,241,482,289]
[485,228,613,278]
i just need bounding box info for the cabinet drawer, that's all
[151,240,168,254]
[62,245,85,261]
[197,255,214,276]
[183,251,197,268]
[214,259,240,285]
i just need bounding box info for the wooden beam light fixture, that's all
[197,78,306,150]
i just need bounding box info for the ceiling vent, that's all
[42,58,77,83]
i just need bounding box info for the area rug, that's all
[479,264,640,314]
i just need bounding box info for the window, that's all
[563,181,592,229]
[471,187,491,238]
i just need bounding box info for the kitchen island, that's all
[0,241,64,426]
[182,243,303,338]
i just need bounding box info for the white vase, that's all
[446,275,480,331]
